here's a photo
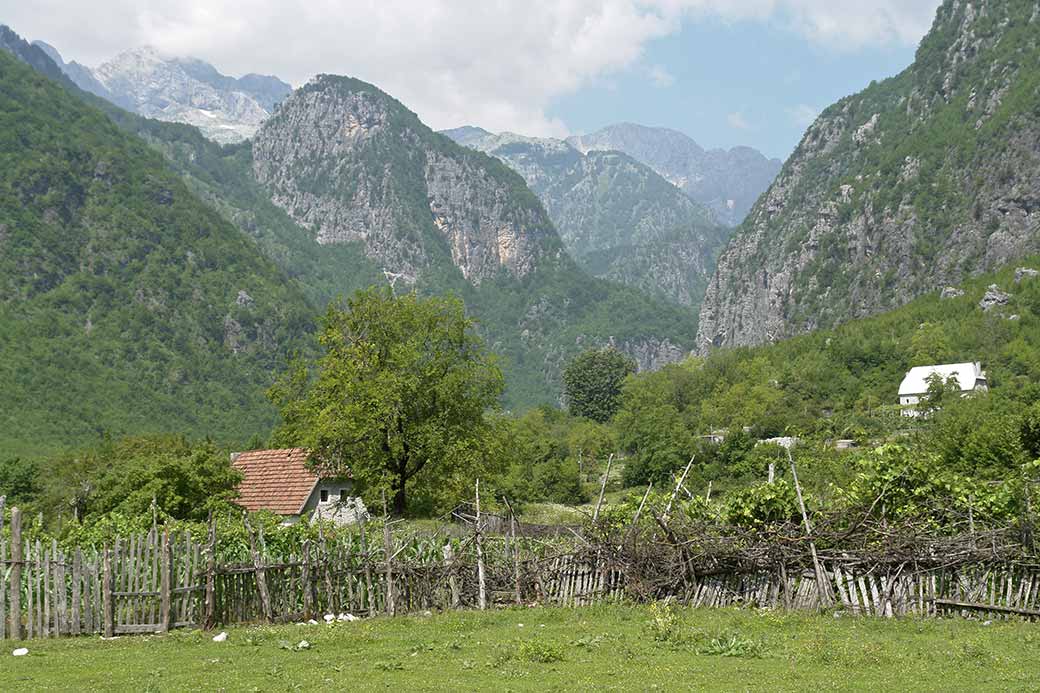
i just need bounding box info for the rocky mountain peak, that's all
[252,74,561,286]
[696,0,1040,353]
[28,39,291,144]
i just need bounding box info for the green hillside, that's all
[626,258,1040,441]
[0,50,314,457]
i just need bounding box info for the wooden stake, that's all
[382,492,395,616]
[0,497,6,640]
[443,542,461,609]
[243,513,272,622]
[786,449,831,606]
[9,507,22,640]
[360,520,375,617]
[159,530,172,633]
[203,513,216,629]
[102,544,113,638]
[593,454,614,522]
[475,480,487,610]
[665,457,695,517]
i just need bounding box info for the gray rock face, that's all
[252,76,560,286]
[36,43,291,144]
[566,123,781,226]
[697,0,1040,352]
[442,128,730,306]
[940,286,965,299]
[1014,267,1039,283]
[979,284,1011,312]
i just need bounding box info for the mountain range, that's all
[33,42,291,143]
[0,27,699,453]
[697,0,1040,351]
[442,127,729,306]
[567,123,782,226]
[4,0,1040,456]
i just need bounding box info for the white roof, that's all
[898,362,984,396]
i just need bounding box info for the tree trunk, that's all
[392,473,407,516]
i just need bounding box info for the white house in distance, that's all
[897,362,988,417]
[231,448,368,525]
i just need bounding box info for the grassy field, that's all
[2,604,1038,692]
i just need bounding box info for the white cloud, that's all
[3,1,941,137]
[727,111,751,130]
[786,103,819,128]
[648,64,676,88]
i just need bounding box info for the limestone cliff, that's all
[252,76,561,287]
[442,128,730,306]
[698,0,1040,352]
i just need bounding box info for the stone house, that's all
[897,362,987,417]
[231,448,367,525]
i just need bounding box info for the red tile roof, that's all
[232,448,319,515]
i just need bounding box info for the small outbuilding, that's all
[897,362,987,417]
[231,448,367,525]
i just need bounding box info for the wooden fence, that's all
[3,500,1040,641]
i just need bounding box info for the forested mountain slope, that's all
[0,50,314,456]
[567,123,781,226]
[1,28,698,417]
[442,127,730,307]
[244,75,697,402]
[698,0,1040,351]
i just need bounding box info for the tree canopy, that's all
[562,347,637,423]
[271,288,504,515]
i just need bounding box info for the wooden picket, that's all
[2,499,1039,641]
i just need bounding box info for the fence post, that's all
[159,530,172,633]
[102,544,114,638]
[360,521,375,618]
[442,542,461,609]
[382,492,395,616]
[787,449,832,606]
[301,540,313,619]
[0,496,6,641]
[8,506,20,640]
[204,514,216,630]
[243,513,273,623]
[475,480,486,610]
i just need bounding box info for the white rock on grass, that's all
[307,619,319,626]
[212,632,228,642]
[337,613,358,622]
[12,648,28,656]
[297,640,311,650]
[323,614,336,623]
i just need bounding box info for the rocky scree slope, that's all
[567,123,781,226]
[697,0,1040,352]
[442,127,731,307]
[36,42,290,144]
[0,48,313,456]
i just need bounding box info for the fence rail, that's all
[2,497,1039,640]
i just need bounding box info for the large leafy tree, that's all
[272,288,504,515]
[562,347,637,423]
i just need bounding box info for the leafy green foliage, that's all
[24,436,241,527]
[562,347,636,422]
[488,408,591,506]
[724,480,799,529]
[271,288,503,515]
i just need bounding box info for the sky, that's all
[2,1,942,159]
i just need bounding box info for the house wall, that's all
[302,480,368,525]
